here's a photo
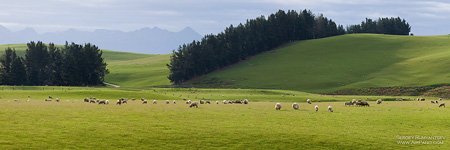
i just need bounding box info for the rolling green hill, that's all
[187,34,450,93]
[0,44,170,88]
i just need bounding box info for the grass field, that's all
[187,34,450,93]
[0,97,448,149]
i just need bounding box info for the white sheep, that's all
[105,100,109,104]
[307,99,311,104]
[314,105,319,112]
[142,100,148,104]
[223,100,228,104]
[328,105,333,112]
[216,101,219,104]
[166,100,170,104]
[173,100,176,104]
[186,100,192,104]
[243,99,249,104]
[275,103,282,110]
[153,100,157,104]
[376,99,382,104]
[292,103,299,110]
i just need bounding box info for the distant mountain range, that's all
[0,25,202,54]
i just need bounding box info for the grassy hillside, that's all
[0,44,171,88]
[187,34,450,93]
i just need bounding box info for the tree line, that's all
[168,10,347,84]
[0,41,108,86]
[346,17,411,35]
[168,10,412,84]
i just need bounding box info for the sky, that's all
[0,0,449,35]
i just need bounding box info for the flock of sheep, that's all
[24,96,447,111]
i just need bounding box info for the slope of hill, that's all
[0,44,171,88]
[186,34,450,93]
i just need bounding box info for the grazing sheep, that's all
[355,101,370,107]
[352,99,357,104]
[56,98,60,102]
[142,100,148,104]
[243,99,249,104]
[186,100,192,104]
[173,100,176,104]
[439,98,442,101]
[116,100,122,105]
[328,105,333,112]
[105,100,109,104]
[200,100,205,104]
[345,101,353,106]
[435,101,439,104]
[223,100,228,104]
[45,99,52,102]
[376,99,382,104]
[306,99,311,104]
[292,103,299,110]
[275,103,282,110]
[166,100,170,104]
[439,103,445,108]
[189,102,199,108]
[206,100,211,104]
[121,99,128,104]
[431,101,435,104]
[98,100,107,104]
[152,100,157,104]
[216,101,219,104]
[84,98,89,102]
[314,105,319,112]
[131,98,136,101]
[48,96,53,99]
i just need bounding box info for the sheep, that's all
[189,102,199,108]
[314,105,319,112]
[186,100,192,104]
[131,98,136,101]
[153,100,157,104]
[376,99,382,104]
[275,103,282,110]
[173,100,176,104]
[223,100,228,104]
[355,101,369,107]
[216,101,219,104]
[166,100,170,104]
[56,98,60,102]
[439,98,442,101]
[345,101,353,106]
[45,99,52,102]
[84,98,89,102]
[48,96,53,99]
[200,100,205,104]
[352,99,357,104]
[306,99,311,104]
[435,101,439,104]
[439,103,445,108]
[105,100,109,104]
[98,100,108,105]
[328,105,333,112]
[292,103,299,110]
[142,100,148,104]
[243,99,249,104]
[116,99,122,105]
[121,99,128,104]
[205,100,211,104]
[431,101,435,104]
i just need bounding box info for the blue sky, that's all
[0,0,449,35]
